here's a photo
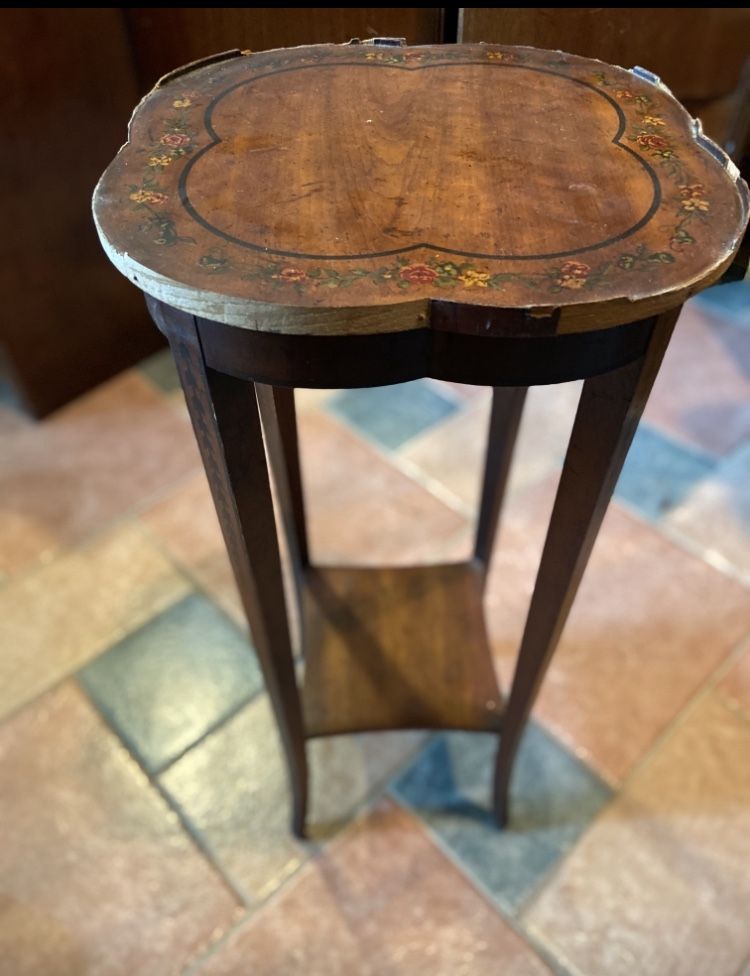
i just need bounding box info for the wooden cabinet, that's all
[0,8,442,416]
[2,8,745,415]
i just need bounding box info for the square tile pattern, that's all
[0,683,239,976]
[79,593,262,772]
[615,422,715,521]
[328,379,459,450]
[393,725,612,915]
[160,694,426,905]
[190,801,553,976]
[2,288,749,974]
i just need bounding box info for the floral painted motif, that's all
[125,52,714,293]
[555,261,590,289]
[128,92,199,246]
[161,132,191,149]
[196,246,674,296]
[399,264,438,284]
[593,71,711,257]
[129,188,168,206]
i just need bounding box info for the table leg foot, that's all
[155,301,310,839]
[493,308,679,826]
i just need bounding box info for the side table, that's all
[93,40,748,837]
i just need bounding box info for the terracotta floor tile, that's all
[0,522,190,722]
[615,423,714,521]
[694,279,750,329]
[393,726,611,915]
[428,379,490,401]
[298,409,469,564]
[524,693,750,976]
[143,410,470,624]
[400,382,580,512]
[328,380,459,450]
[160,694,426,905]
[138,348,180,394]
[193,800,552,976]
[141,471,243,625]
[643,300,750,458]
[0,371,200,577]
[665,440,750,582]
[0,682,239,976]
[486,479,750,784]
[718,644,750,716]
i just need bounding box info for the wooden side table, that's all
[93,40,748,837]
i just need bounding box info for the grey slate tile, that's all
[392,724,612,915]
[79,593,261,772]
[615,423,715,520]
[327,380,459,450]
[139,348,181,394]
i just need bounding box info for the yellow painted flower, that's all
[459,269,490,288]
[681,197,710,212]
[129,189,168,205]
[558,277,586,289]
[148,154,173,168]
[643,115,665,126]
[172,97,192,108]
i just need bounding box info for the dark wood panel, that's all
[0,9,163,417]
[459,8,750,101]
[125,7,444,91]
[302,563,503,736]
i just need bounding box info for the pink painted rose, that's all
[559,261,590,279]
[637,133,669,151]
[399,264,438,284]
[160,132,190,148]
[277,267,307,282]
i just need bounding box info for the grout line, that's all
[153,690,258,777]
[321,399,476,519]
[611,492,750,589]
[181,729,439,974]
[73,673,248,910]
[614,628,750,791]
[386,788,579,976]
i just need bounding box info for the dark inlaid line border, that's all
[178,59,662,262]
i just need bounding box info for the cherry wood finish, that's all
[0,8,162,417]
[98,43,749,835]
[94,43,747,336]
[494,307,679,824]
[125,8,444,91]
[303,563,503,737]
[474,387,528,585]
[459,9,750,101]
[148,299,308,835]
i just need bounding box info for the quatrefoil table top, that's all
[94,42,748,335]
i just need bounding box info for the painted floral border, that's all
[126,52,712,298]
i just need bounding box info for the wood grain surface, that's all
[302,563,503,737]
[94,42,748,335]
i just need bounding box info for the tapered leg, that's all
[256,385,309,612]
[494,309,679,826]
[156,303,309,837]
[474,387,528,586]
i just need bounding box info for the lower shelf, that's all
[301,562,504,737]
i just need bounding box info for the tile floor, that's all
[0,285,748,975]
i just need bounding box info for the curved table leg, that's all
[156,302,309,838]
[256,385,309,631]
[474,386,528,587]
[494,308,679,826]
